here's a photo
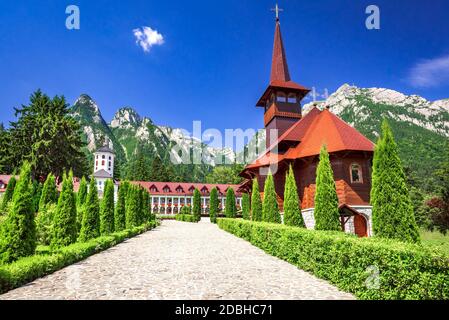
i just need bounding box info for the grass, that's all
[421,229,449,255]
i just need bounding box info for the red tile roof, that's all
[128,181,242,197]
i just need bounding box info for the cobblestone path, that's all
[0,219,354,300]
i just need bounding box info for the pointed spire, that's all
[270,19,291,83]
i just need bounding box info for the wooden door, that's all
[354,214,368,237]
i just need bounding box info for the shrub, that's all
[125,185,139,228]
[242,193,250,220]
[262,173,281,223]
[0,162,36,264]
[283,165,305,227]
[0,221,158,294]
[0,176,16,214]
[78,178,100,242]
[99,179,115,235]
[31,181,42,214]
[371,120,420,243]
[38,173,57,212]
[251,179,262,221]
[51,171,77,248]
[192,188,201,221]
[115,182,128,232]
[175,213,199,223]
[76,176,88,209]
[225,188,237,218]
[217,218,449,300]
[36,204,56,246]
[314,145,341,231]
[209,187,219,223]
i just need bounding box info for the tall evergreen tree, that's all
[314,145,341,231]
[31,180,43,214]
[51,171,77,247]
[251,179,262,221]
[78,178,100,242]
[241,193,250,220]
[125,185,139,228]
[283,165,305,227]
[100,179,115,235]
[39,173,57,211]
[115,182,128,231]
[225,188,237,218]
[7,90,88,180]
[209,187,219,223]
[0,176,16,213]
[371,120,420,242]
[192,188,202,221]
[77,177,88,209]
[0,123,13,174]
[262,173,281,223]
[0,162,36,263]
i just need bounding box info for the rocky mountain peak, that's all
[110,107,142,129]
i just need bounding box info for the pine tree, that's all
[0,176,16,213]
[51,171,77,247]
[78,178,100,242]
[371,120,420,242]
[242,193,250,220]
[251,179,263,221]
[283,165,305,227]
[314,145,341,231]
[192,188,202,221]
[209,187,219,223]
[0,162,37,263]
[99,179,115,235]
[262,173,281,223]
[114,182,128,231]
[225,188,237,218]
[39,173,57,211]
[125,185,139,228]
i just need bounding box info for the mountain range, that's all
[70,84,449,191]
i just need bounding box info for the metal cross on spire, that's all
[271,3,283,21]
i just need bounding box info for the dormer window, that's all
[201,187,209,194]
[350,163,363,183]
[176,186,184,193]
[163,185,171,193]
[149,185,158,193]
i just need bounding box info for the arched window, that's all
[276,92,287,103]
[350,163,363,183]
[287,94,297,103]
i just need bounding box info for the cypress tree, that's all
[77,176,88,208]
[142,188,150,222]
[125,185,139,228]
[225,188,237,218]
[51,171,77,247]
[39,173,57,211]
[209,187,219,223]
[251,178,262,221]
[115,182,127,231]
[0,176,16,213]
[262,173,281,223]
[99,179,115,235]
[283,165,305,227]
[371,120,420,243]
[242,193,250,220]
[192,188,201,221]
[31,180,43,214]
[314,145,341,231]
[78,178,100,242]
[0,162,36,263]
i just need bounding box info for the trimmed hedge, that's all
[0,221,158,294]
[175,213,199,223]
[217,218,449,300]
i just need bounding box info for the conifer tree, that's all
[242,193,250,220]
[262,173,281,223]
[314,145,341,231]
[31,180,42,213]
[209,187,219,223]
[125,185,139,228]
[99,179,115,235]
[0,162,36,263]
[225,188,237,218]
[192,188,202,221]
[371,120,420,242]
[77,176,88,208]
[251,179,263,221]
[142,188,150,222]
[39,173,57,211]
[283,165,305,227]
[51,171,77,247]
[78,178,100,242]
[0,176,16,213]
[114,182,127,231]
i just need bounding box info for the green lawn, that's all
[421,229,449,255]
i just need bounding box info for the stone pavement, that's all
[0,219,354,300]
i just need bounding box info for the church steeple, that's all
[270,16,291,83]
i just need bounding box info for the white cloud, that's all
[408,55,449,88]
[133,26,164,53]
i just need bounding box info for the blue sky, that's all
[1,0,449,135]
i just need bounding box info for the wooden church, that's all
[239,9,375,237]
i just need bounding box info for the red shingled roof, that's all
[129,181,242,197]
